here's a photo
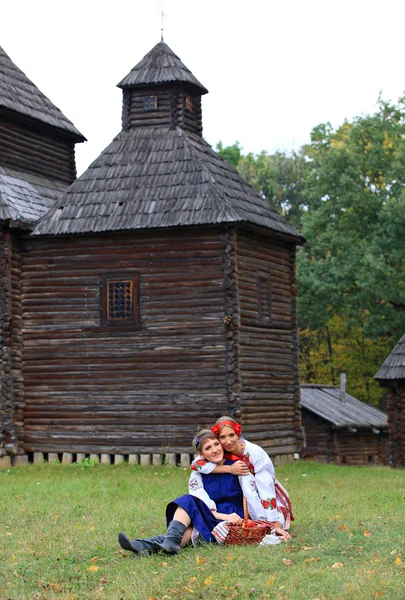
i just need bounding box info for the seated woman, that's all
[118,429,286,556]
[191,416,293,537]
[118,429,244,556]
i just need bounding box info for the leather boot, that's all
[153,520,187,554]
[118,532,165,556]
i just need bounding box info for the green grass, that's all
[1,460,404,600]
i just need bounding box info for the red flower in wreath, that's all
[271,498,277,509]
[262,499,270,509]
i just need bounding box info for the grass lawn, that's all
[1,460,404,600]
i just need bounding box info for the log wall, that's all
[0,226,24,459]
[0,117,77,183]
[334,430,389,466]
[300,409,332,462]
[233,229,302,456]
[386,384,405,468]
[301,409,389,465]
[122,86,203,136]
[21,227,230,455]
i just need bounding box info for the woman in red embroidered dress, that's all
[191,416,293,539]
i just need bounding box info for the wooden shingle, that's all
[375,333,405,381]
[300,384,387,429]
[0,46,85,140]
[34,126,303,238]
[118,41,208,93]
[0,165,66,223]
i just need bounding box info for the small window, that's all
[185,95,193,111]
[144,96,157,110]
[257,274,271,324]
[101,274,140,327]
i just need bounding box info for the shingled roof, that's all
[0,165,66,224]
[0,46,85,140]
[301,384,388,429]
[118,41,208,93]
[374,334,405,381]
[33,126,303,237]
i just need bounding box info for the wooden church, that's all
[375,334,405,468]
[0,41,304,467]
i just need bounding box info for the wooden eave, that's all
[0,106,86,143]
[301,384,388,429]
[238,222,304,246]
[0,45,85,140]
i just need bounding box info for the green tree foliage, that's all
[298,97,405,402]
[216,97,405,404]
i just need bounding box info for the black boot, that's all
[118,532,165,556]
[153,520,187,555]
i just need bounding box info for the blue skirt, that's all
[166,494,243,543]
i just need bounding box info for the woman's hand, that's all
[213,511,243,524]
[230,461,250,476]
[274,523,291,541]
[226,512,244,524]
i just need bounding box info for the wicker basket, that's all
[224,497,274,546]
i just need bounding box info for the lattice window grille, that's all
[107,280,133,321]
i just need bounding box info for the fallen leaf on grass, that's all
[196,556,206,564]
[161,561,167,567]
[265,576,275,585]
[182,587,194,593]
[282,558,293,566]
[363,530,371,537]
[46,583,62,592]
[284,545,299,552]
[302,546,314,551]
[87,565,99,572]
[304,557,320,563]
[338,524,350,533]
[91,557,98,563]
[204,576,214,585]
[375,593,383,598]
[226,555,235,561]
[95,576,107,594]
[332,562,343,569]
[394,557,402,565]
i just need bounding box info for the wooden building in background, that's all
[300,384,388,465]
[0,46,85,466]
[375,334,405,468]
[1,41,304,466]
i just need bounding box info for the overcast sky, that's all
[1,0,405,175]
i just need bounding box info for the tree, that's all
[297,96,405,402]
[215,98,405,404]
